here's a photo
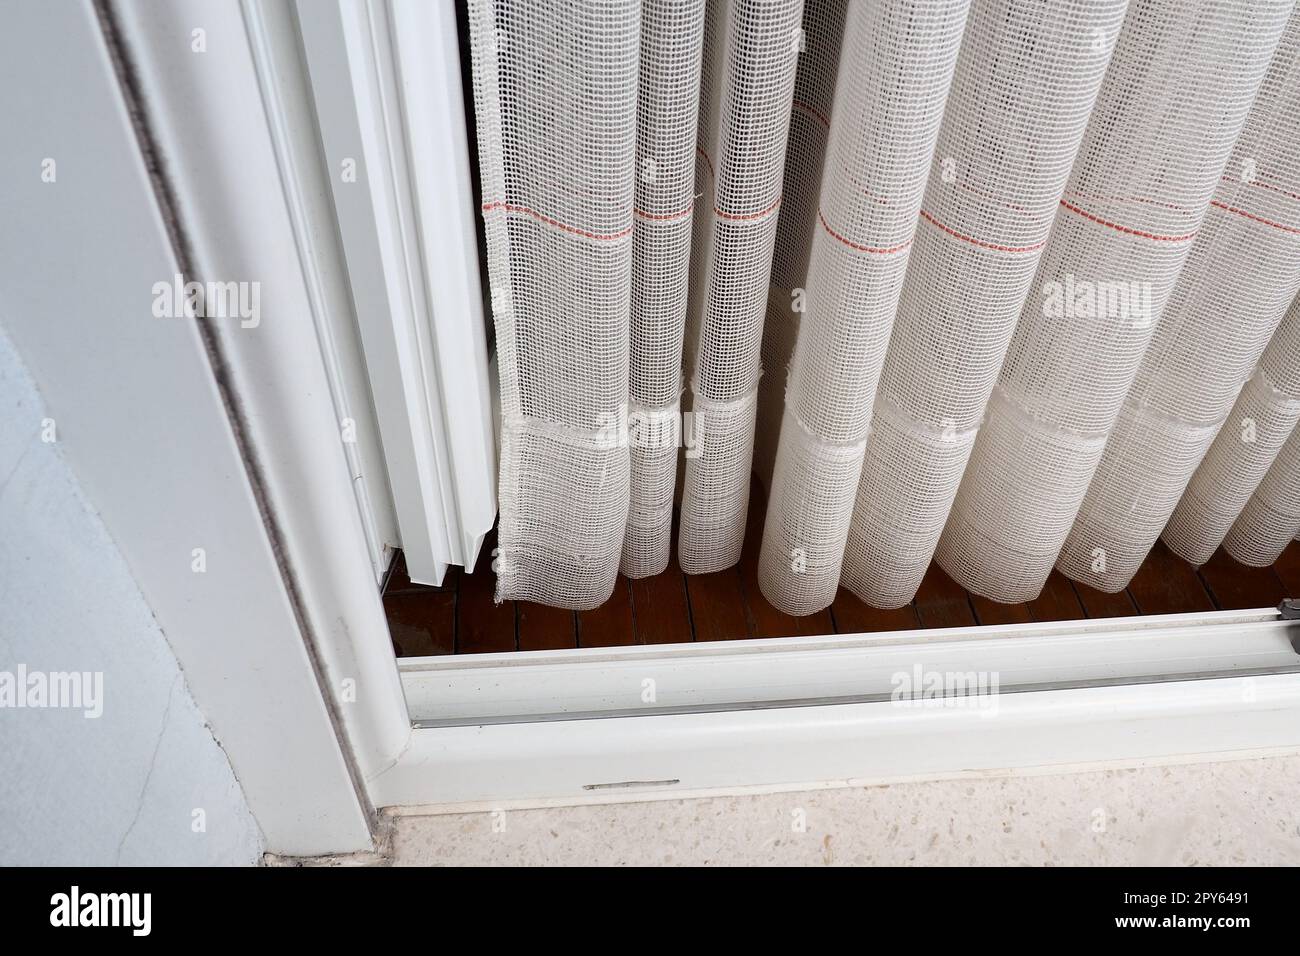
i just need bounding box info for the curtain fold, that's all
[838,0,1128,610]
[756,0,972,615]
[470,0,639,609]
[677,0,805,574]
[1057,10,1300,592]
[1164,295,1300,564]
[1225,420,1300,567]
[621,0,706,579]
[934,0,1293,603]
[753,0,849,489]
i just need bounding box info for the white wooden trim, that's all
[297,0,496,586]
[0,0,374,854]
[242,0,400,582]
[105,0,417,836]
[389,0,497,567]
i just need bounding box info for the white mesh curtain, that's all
[621,0,706,578]
[935,0,1293,603]
[752,0,849,489]
[470,0,1300,614]
[1059,10,1300,591]
[757,0,972,614]
[840,0,1129,609]
[1226,418,1300,567]
[677,0,804,574]
[469,0,637,609]
[1165,294,1300,564]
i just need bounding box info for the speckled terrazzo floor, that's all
[389,755,1300,866]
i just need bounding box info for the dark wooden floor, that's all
[383,485,1300,657]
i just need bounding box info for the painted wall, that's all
[0,327,263,865]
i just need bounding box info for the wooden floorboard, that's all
[455,529,516,654]
[1272,541,1300,595]
[1027,570,1086,622]
[628,551,694,644]
[969,592,1031,626]
[1198,547,1288,610]
[1126,539,1215,616]
[1071,578,1140,619]
[384,496,1298,657]
[516,602,577,651]
[684,567,752,642]
[577,576,637,648]
[914,563,978,628]
[831,588,920,633]
[382,587,455,657]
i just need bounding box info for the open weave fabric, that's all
[838,0,1128,610]
[1164,294,1300,565]
[1225,419,1300,567]
[677,0,804,574]
[1056,10,1300,592]
[752,0,849,490]
[620,0,706,579]
[934,0,1292,603]
[756,0,971,614]
[471,0,1300,613]
[469,0,638,609]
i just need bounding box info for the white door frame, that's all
[33,0,1300,855]
[0,0,379,856]
[270,0,1300,823]
[295,0,497,587]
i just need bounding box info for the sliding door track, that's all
[399,607,1300,726]
[368,607,1300,811]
